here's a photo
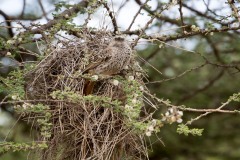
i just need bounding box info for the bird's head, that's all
[109,35,129,48]
[114,35,126,42]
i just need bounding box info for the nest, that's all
[25,31,150,160]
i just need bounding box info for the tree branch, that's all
[20,0,26,17]
[182,3,230,26]
[227,0,240,25]
[0,10,14,37]
[178,0,185,33]
[134,0,181,26]
[38,0,50,20]
[28,0,89,34]
[127,26,240,42]
[127,0,150,31]
[102,2,118,34]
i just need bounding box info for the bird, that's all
[83,36,132,95]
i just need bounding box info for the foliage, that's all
[0,142,47,154]
[177,124,204,136]
[0,70,25,98]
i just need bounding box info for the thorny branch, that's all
[144,90,240,120]
[185,100,233,125]
[28,0,89,34]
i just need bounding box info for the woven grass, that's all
[25,31,152,160]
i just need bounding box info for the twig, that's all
[137,54,162,75]
[142,26,240,42]
[206,60,240,70]
[134,0,180,26]
[203,0,224,18]
[38,0,50,20]
[0,25,23,29]
[126,0,150,31]
[131,16,155,48]
[143,90,239,116]
[146,62,207,84]
[102,2,118,34]
[132,2,175,48]
[185,101,232,125]
[20,0,26,17]
[227,0,240,25]
[182,3,230,26]
[27,0,89,34]
[116,0,130,13]
[205,36,223,63]
[178,0,185,33]
[0,10,14,37]
[180,107,238,114]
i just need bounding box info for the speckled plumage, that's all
[85,36,132,75]
[83,36,132,95]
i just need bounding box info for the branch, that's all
[102,2,118,34]
[20,0,26,17]
[0,10,14,37]
[116,0,130,13]
[227,0,240,25]
[205,36,223,63]
[146,62,207,84]
[182,3,230,26]
[131,15,156,47]
[38,0,50,20]
[185,101,233,125]
[144,90,239,116]
[132,1,175,47]
[124,26,240,42]
[180,107,237,114]
[203,0,225,18]
[134,0,181,26]
[27,0,89,34]
[178,0,185,33]
[127,0,150,31]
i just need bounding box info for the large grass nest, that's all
[24,31,154,160]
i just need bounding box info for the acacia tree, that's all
[0,0,240,160]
